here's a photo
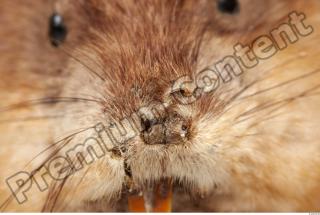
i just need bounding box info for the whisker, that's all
[26,126,95,167]
[240,68,320,100]
[219,66,320,122]
[0,135,76,211]
[0,115,64,124]
[59,165,92,211]
[246,111,289,130]
[234,83,320,125]
[60,46,106,82]
[234,101,288,125]
[0,124,97,211]
[42,174,70,212]
[0,97,102,113]
[191,22,210,66]
[77,93,105,104]
[208,54,311,121]
[70,45,106,76]
[0,109,98,125]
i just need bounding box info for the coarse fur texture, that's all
[0,0,320,212]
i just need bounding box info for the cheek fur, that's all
[1,0,320,212]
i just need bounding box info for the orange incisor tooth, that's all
[128,179,173,212]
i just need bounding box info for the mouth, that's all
[127,178,173,212]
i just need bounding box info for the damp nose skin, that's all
[141,113,189,145]
[142,123,167,145]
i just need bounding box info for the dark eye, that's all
[217,0,239,14]
[49,13,67,47]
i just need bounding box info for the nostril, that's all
[180,124,189,138]
[181,124,188,131]
[141,118,156,132]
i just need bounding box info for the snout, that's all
[140,113,190,145]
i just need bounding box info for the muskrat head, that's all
[55,0,216,188]
[46,0,320,211]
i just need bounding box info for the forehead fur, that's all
[68,0,210,115]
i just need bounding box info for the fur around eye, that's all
[49,13,67,47]
[217,0,239,14]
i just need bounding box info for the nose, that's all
[141,118,167,144]
[140,114,189,145]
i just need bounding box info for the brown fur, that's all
[0,0,320,212]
